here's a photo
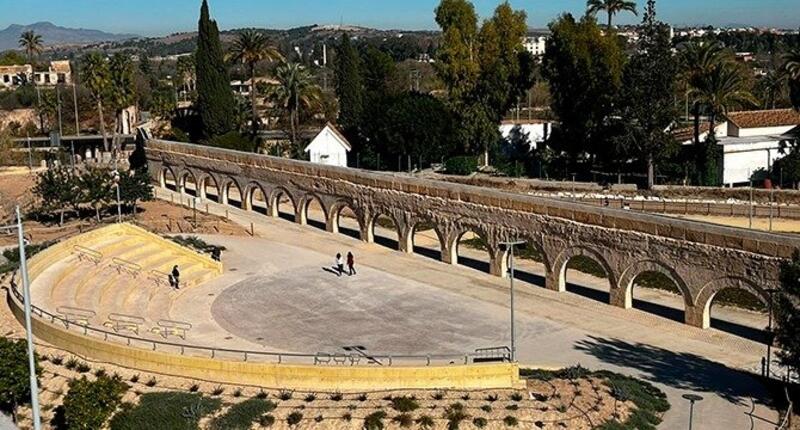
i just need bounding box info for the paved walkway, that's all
[156,188,781,429]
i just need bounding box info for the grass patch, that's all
[209,398,276,430]
[595,371,670,430]
[109,392,221,430]
[167,235,226,254]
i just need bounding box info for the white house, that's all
[0,60,71,90]
[674,109,800,186]
[499,119,553,150]
[304,123,352,167]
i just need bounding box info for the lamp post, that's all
[681,393,703,430]
[0,207,42,430]
[500,240,525,362]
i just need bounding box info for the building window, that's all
[57,73,65,83]
[44,74,51,84]
[2,75,8,83]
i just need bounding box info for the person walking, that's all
[347,252,356,276]
[335,253,344,277]
[171,265,181,289]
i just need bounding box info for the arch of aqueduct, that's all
[146,140,799,330]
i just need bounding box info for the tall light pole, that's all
[0,207,42,430]
[681,393,703,430]
[72,83,80,136]
[500,240,525,362]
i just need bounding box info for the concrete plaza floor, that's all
[158,189,782,430]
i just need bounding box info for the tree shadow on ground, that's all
[574,335,773,406]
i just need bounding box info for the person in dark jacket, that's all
[171,265,181,289]
[347,252,356,276]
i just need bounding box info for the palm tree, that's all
[785,48,800,110]
[82,53,111,152]
[678,41,728,144]
[586,0,638,28]
[108,54,136,158]
[228,30,283,138]
[266,62,322,153]
[757,68,787,109]
[18,30,43,64]
[690,62,758,138]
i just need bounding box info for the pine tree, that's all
[195,0,236,140]
[334,34,364,133]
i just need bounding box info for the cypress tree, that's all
[334,34,363,133]
[195,0,236,140]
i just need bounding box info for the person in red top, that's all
[347,252,356,276]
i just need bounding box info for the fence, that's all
[8,275,496,368]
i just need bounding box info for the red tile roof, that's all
[726,109,800,129]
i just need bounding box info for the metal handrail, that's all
[72,245,102,264]
[110,257,142,275]
[7,279,480,367]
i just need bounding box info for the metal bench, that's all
[473,346,512,363]
[56,306,96,327]
[103,313,145,335]
[314,353,332,365]
[72,245,102,265]
[150,319,192,340]
[148,269,170,288]
[110,257,142,278]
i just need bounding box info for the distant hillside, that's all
[0,22,138,51]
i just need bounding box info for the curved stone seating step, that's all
[122,263,201,313]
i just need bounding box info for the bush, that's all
[444,403,469,430]
[0,337,41,413]
[286,411,303,426]
[259,414,275,427]
[480,404,492,413]
[485,393,499,402]
[109,392,221,430]
[278,390,293,400]
[63,375,128,430]
[503,415,519,427]
[391,396,420,412]
[510,392,524,402]
[445,156,478,176]
[416,414,435,429]
[303,393,317,402]
[595,371,670,430]
[363,410,387,430]
[205,131,256,152]
[473,417,488,428]
[1,241,55,274]
[209,398,277,430]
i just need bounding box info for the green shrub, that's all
[416,414,435,429]
[519,368,556,381]
[391,395,420,412]
[485,393,499,402]
[480,404,492,413]
[145,377,157,387]
[594,371,670,430]
[505,404,519,411]
[210,398,277,430]
[303,393,317,402]
[259,414,275,427]
[314,415,324,422]
[363,410,387,430]
[278,390,293,400]
[444,403,469,430]
[329,391,343,401]
[0,337,41,413]
[503,415,519,427]
[473,417,488,428]
[0,241,55,274]
[205,131,256,152]
[286,411,303,426]
[109,392,221,430]
[75,362,91,373]
[432,391,445,400]
[64,357,78,370]
[63,375,128,430]
[356,393,368,401]
[445,156,478,176]
[510,392,524,402]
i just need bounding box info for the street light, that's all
[0,207,42,430]
[500,240,525,362]
[681,393,703,430]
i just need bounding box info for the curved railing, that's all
[8,276,493,367]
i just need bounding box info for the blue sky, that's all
[2,0,799,36]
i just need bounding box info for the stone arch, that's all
[219,177,245,208]
[301,192,328,229]
[693,277,769,329]
[197,173,221,202]
[178,169,198,197]
[367,211,402,250]
[328,200,364,239]
[617,260,691,310]
[449,227,497,275]
[408,219,448,262]
[503,235,551,288]
[549,245,616,294]
[243,182,269,213]
[269,186,297,221]
[159,165,178,191]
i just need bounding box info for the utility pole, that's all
[72,83,80,136]
[0,208,42,430]
[500,240,525,362]
[56,85,63,137]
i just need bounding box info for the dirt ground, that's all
[665,214,800,234]
[0,170,247,247]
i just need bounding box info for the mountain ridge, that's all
[0,22,138,51]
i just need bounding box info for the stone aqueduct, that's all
[146,140,800,330]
